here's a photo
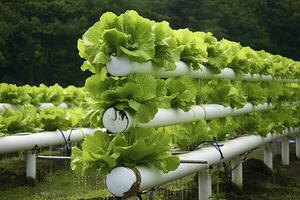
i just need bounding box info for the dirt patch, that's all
[223,149,300,200]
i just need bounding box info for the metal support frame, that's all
[281,137,290,165]
[231,156,243,188]
[263,143,273,169]
[26,151,72,180]
[198,167,212,200]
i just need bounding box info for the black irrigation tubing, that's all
[172,138,225,164]
[137,193,143,200]
[58,128,73,156]
[209,137,225,159]
[230,150,252,172]
[172,137,252,173]
[193,138,225,159]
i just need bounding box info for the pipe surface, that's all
[281,137,290,165]
[231,156,243,188]
[0,103,68,113]
[198,168,212,200]
[103,103,273,133]
[263,143,273,169]
[106,128,299,197]
[0,103,19,112]
[26,150,37,179]
[106,56,300,83]
[37,103,68,110]
[0,128,96,154]
[296,135,300,159]
[102,108,132,133]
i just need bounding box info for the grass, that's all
[0,151,112,200]
[0,170,110,200]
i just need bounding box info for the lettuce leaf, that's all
[71,129,179,175]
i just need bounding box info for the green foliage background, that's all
[0,0,299,86]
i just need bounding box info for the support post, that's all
[263,143,273,169]
[198,168,212,200]
[26,150,37,180]
[281,137,289,165]
[296,134,300,159]
[231,156,243,188]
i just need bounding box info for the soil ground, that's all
[223,152,300,200]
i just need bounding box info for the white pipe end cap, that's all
[102,108,131,133]
[106,167,137,197]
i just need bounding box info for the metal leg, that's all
[198,168,212,200]
[26,150,37,179]
[231,156,243,188]
[263,143,273,169]
[281,137,289,165]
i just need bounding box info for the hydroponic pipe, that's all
[106,127,300,197]
[0,128,96,154]
[103,103,272,133]
[106,56,300,83]
[0,103,19,112]
[38,102,68,110]
[0,103,68,113]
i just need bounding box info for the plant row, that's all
[0,83,85,107]
[0,106,90,136]
[78,10,300,79]
[85,74,300,126]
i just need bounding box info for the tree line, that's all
[0,0,299,86]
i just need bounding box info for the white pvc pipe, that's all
[198,168,212,200]
[0,128,96,154]
[103,103,272,133]
[0,103,68,113]
[281,137,290,165]
[0,103,19,112]
[231,156,243,188]
[296,135,300,159]
[106,56,300,83]
[26,150,37,179]
[105,167,138,197]
[106,128,299,197]
[102,108,132,133]
[37,103,68,110]
[263,143,273,169]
